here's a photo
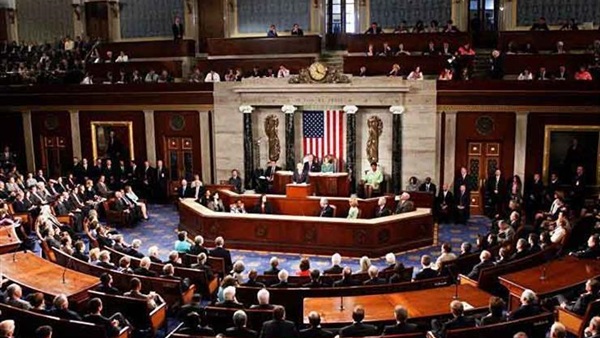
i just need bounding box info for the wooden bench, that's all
[556,299,600,337]
[445,312,554,338]
[104,246,218,297]
[52,247,195,307]
[207,36,322,56]
[203,306,275,333]
[343,55,450,76]
[87,61,184,79]
[88,290,167,335]
[437,246,500,277]
[0,302,131,338]
[97,39,196,59]
[346,33,471,54]
[498,30,600,52]
[459,247,558,295]
[193,57,315,76]
[255,267,413,286]
[236,277,448,324]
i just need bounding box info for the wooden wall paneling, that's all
[0,112,26,170]
[78,111,146,163]
[455,112,516,178]
[197,0,225,52]
[153,111,202,179]
[31,111,73,176]
[525,113,600,181]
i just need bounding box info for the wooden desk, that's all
[303,284,490,324]
[207,36,322,56]
[275,172,350,197]
[0,225,21,254]
[0,252,99,308]
[499,256,600,310]
[286,183,313,198]
[179,199,434,256]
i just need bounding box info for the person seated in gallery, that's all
[320,155,335,173]
[291,23,304,36]
[228,169,243,193]
[347,197,360,219]
[361,162,383,198]
[267,24,278,37]
[375,196,392,218]
[319,198,334,217]
[395,192,415,214]
[293,162,309,184]
[251,194,273,214]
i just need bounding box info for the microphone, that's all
[454,275,461,300]
[339,296,344,311]
[62,255,73,284]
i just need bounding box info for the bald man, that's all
[466,250,494,280]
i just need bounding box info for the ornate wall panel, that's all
[16,0,73,43]
[120,0,184,38]
[369,0,451,29]
[236,0,310,34]
[517,0,600,26]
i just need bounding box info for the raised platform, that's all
[178,197,434,257]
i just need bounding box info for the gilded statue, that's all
[264,115,281,162]
[366,116,383,163]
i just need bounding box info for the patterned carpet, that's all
[119,204,491,275]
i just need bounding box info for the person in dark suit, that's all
[177,179,191,198]
[455,184,470,225]
[466,250,494,280]
[510,238,530,261]
[263,257,281,276]
[190,253,214,281]
[226,310,258,338]
[300,312,334,338]
[291,23,304,36]
[215,286,245,309]
[414,255,438,281]
[509,290,542,320]
[188,235,209,256]
[436,184,454,223]
[125,239,145,259]
[172,16,184,42]
[303,154,321,173]
[133,257,158,277]
[271,270,295,288]
[49,294,82,321]
[324,253,343,275]
[154,160,168,203]
[454,167,473,196]
[363,266,386,285]
[525,173,544,223]
[250,289,275,310]
[419,177,437,194]
[228,169,243,193]
[259,306,298,338]
[364,22,383,34]
[571,234,600,259]
[241,269,265,288]
[319,198,334,217]
[395,192,415,214]
[293,162,309,184]
[95,273,120,295]
[554,278,599,316]
[303,269,325,288]
[176,311,215,336]
[252,194,273,214]
[485,169,506,216]
[375,197,392,218]
[585,317,600,338]
[429,300,476,338]
[333,267,358,287]
[478,297,507,326]
[383,305,419,335]
[83,298,128,337]
[339,306,378,337]
[209,236,233,272]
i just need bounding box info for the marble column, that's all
[513,112,529,179]
[69,110,82,159]
[443,111,458,186]
[343,105,358,194]
[390,106,405,194]
[21,110,35,172]
[143,110,157,164]
[239,105,254,190]
[198,111,213,183]
[281,105,297,170]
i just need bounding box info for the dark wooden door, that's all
[41,136,68,178]
[467,141,501,215]
[85,2,109,41]
[198,0,224,50]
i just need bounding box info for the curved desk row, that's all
[178,198,434,256]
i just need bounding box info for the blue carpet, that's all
[119,205,491,275]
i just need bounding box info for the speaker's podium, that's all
[286,183,313,198]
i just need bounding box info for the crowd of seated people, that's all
[365,20,461,34]
[265,23,306,37]
[190,64,292,83]
[81,68,175,85]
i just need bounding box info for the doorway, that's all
[85,2,109,41]
[467,141,501,215]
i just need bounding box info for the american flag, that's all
[302,110,345,164]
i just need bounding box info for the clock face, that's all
[308,62,327,81]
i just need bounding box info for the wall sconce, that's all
[108,0,121,18]
[71,0,82,21]
[185,0,192,14]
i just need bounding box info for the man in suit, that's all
[324,253,343,275]
[525,173,544,223]
[375,197,392,218]
[554,278,599,316]
[585,317,600,338]
[226,310,258,338]
[133,257,157,277]
[319,198,334,217]
[190,253,214,281]
[300,311,334,338]
[395,192,415,214]
[466,250,494,280]
[454,167,472,196]
[455,184,470,225]
[242,269,265,288]
[177,294,204,321]
[5,284,32,310]
[271,269,294,288]
[303,154,321,173]
[263,257,281,276]
[419,177,437,194]
[383,305,419,335]
[260,161,281,193]
[215,286,245,309]
[339,306,378,337]
[96,251,116,270]
[209,236,233,272]
[259,306,298,338]
[414,255,438,280]
[571,234,600,259]
[83,298,127,337]
[485,169,506,216]
[250,289,275,310]
[363,266,386,285]
[303,269,325,288]
[436,183,454,223]
[139,161,155,199]
[96,273,120,295]
[125,239,145,259]
[333,267,358,287]
[154,160,168,203]
[172,16,184,42]
[178,179,191,198]
[364,22,382,34]
[49,294,82,321]
[511,238,530,261]
[429,300,476,338]
[293,162,309,184]
[509,289,542,320]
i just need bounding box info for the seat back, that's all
[446,312,553,338]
